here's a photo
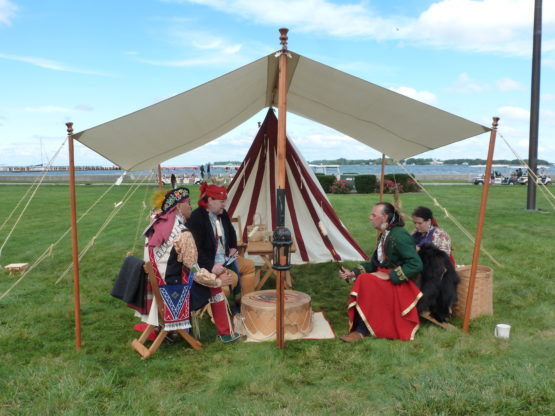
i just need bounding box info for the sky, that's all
[0,0,554,168]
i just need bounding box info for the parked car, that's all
[472,173,504,185]
[518,173,552,185]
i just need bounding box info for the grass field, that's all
[0,183,553,415]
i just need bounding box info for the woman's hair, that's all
[412,206,433,221]
[376,201,405,228]
[412,206,439,227]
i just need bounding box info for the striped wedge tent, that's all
[226,108,368,264]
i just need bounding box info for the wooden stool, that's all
[5,263,29,275]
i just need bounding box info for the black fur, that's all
[416,243,460,322]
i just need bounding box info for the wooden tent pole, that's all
[376,154,386,239]
[157,164,163,190]
[66,122,82,350]
[462,117,499,332]
[275,27,289,349]
[379,153,385,202]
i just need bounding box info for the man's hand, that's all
[212,263,226,276]
[339,266,355,281]
[228,248,239,259]
[219,271,234,286]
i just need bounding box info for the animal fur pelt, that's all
[416,243,460,322]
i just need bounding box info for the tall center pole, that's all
[462,117,499,333]
[66,122,82,350]
[276,28,289,349]
[527,0,542,210]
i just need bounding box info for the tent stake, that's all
[66,122,82,350]
[462,117,499,332]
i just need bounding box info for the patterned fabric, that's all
[193,269,220,288]
[158,270,194,331]
[173,231,198,266]
[412,226,452,256]
[210,291,226,303]
[430,227,451,256]
[161,187,190,213]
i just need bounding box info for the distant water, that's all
[1,164,553,176]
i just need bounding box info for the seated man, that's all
[186,183,258,305]
[338,202,423,342]
[144,186,239,343]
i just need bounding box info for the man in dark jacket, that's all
[186,183,257,301]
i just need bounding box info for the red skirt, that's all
[348,271,422,341]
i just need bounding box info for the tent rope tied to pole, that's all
[499,133,555,209]
[0,138,67,260]
[55,173,149,284]
[0,175,125,301]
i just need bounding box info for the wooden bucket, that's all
[453,265,493,319]
[240,289,312,341]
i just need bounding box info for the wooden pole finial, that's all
[279,28,289,51]
[66,122,74,135]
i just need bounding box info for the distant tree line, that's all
[309,158,552,165]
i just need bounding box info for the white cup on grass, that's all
[494,323,511,339]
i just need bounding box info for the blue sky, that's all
[0,0,554,167]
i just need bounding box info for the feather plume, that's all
[151,190,166,210]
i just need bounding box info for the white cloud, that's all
[137,56,232,67]
[449,73,489,93]
[23,106,73,113]
[175,0,555,57]
[496,77,523,92]
[0,53,112,76]
[498,105,529,121]
[74,104,94,112]
[541,109,555,126]
[390,86,438,105]
[0,0,16,25]
[138,28,244,67]
[405,0,550,56]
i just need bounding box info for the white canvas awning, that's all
[74,51,489,171]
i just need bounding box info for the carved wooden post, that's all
[275,28,290,349]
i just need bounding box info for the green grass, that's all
[0,184,554,415]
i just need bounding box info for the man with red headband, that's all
[187,182,257,309]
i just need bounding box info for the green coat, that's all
[353,226,423,285]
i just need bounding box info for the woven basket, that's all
[453,265,493,319]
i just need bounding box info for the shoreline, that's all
[0,173,475,183]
